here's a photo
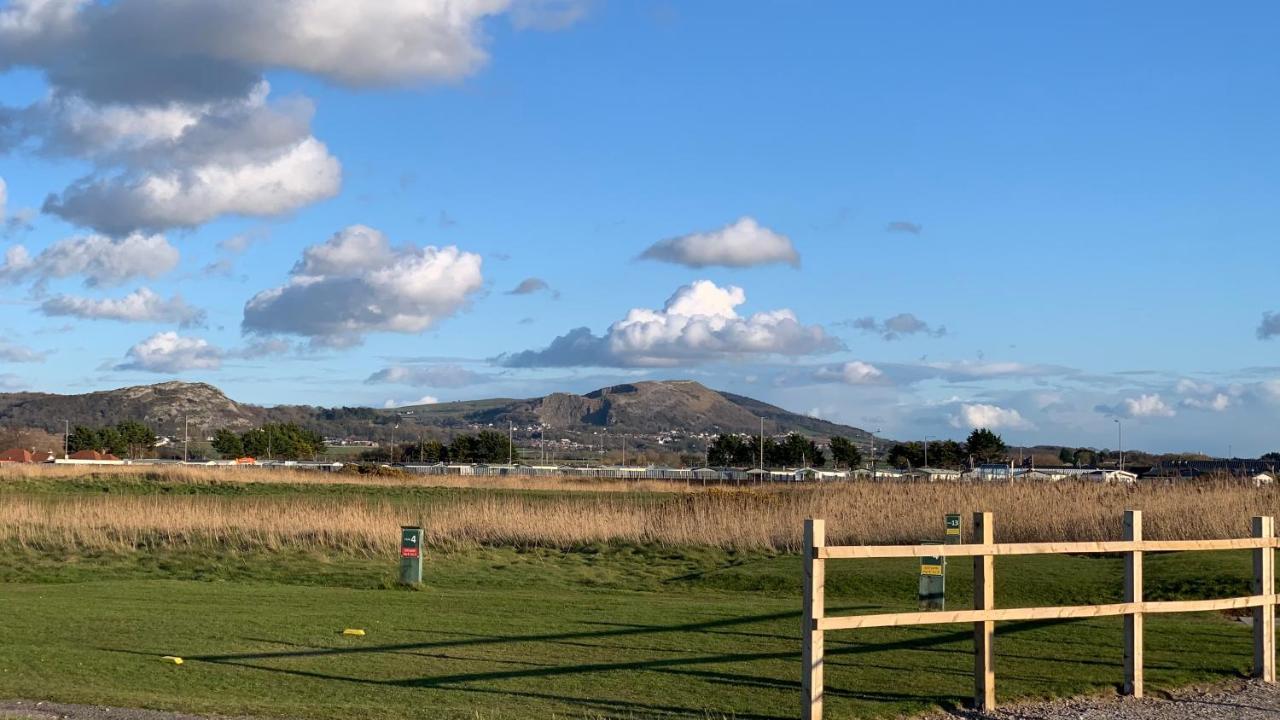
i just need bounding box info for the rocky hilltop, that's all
[0,381,263,434]
[0,379,872,443]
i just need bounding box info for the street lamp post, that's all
[924,435,935,468]
[1114,419,1123,472]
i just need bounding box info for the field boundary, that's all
[801,511,1278,720]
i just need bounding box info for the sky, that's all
[1,0,1278,455]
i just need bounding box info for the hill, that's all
[0,379,872,446]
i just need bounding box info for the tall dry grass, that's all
[3,480,1279,555]
[0,463,687,493]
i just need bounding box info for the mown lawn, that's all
[0,540,1261,720]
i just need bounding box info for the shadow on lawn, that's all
[105,615,1108,719]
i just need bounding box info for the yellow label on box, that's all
[920,564,943,576]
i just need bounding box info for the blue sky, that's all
[1,1,1278,454]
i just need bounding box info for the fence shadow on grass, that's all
[100,612,1120,719]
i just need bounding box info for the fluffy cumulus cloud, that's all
[242,225,485,347]
[1097,393,1176,419]
[0,0,581,234]
[366,364,484,387]
[0,232,178,287]
[638,217,800,269]
[948,403,1034,430]
[115,331,222,372]
[39,287,205,327]
[847,313,946,340]
[815,361,885,385]
[1173,378,1233,412]
[500,279,840,367]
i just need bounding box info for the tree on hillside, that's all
[707,434,754,467]
[887,442,924,469]
[964,428,1008,464]
[239,423,324,460]
[828,436,862,469]
[115,420,157,459]
[1058,447,1075,465]
[67,425,101,454]
[445,431,511,463]
[773,433,824,467]
[211,428,245,458]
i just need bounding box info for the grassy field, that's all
[0,471,1270,719]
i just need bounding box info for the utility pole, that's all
[622,434,627,466]
[871,428,880,481]
[508,422,514,464]
[63,419,69,459]
[759,417,765,470]
[924,435,934,468]
[1114,419,1123,472]
[183,416,189,463]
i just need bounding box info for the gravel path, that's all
[4,684,1279,720]
[918,680,1280,719]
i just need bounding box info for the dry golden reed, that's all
[3,471,1278,555]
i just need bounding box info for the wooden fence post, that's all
[803,518,826,720]
[1123,510,1143,697]
[974,511,995,711]
[1254,516,1275,683]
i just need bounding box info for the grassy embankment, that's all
[0,468,1273,719]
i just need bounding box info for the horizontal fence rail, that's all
[800,511,1277,720]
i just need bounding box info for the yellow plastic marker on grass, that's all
[342,628,366,637]
[161,656,184,665]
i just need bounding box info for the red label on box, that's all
[401,547,419,558]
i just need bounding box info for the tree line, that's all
[211,423,325,460]
[705,433,864,469]
[68,421,157,459]
[885,428,1008,469]
[372,430,513,464]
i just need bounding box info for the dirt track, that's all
[918,680,1280,720]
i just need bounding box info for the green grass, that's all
[0,539,1261,720]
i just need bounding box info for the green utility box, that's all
[919,515,961,610]
[400,526,424,586]
[919,546,945,610]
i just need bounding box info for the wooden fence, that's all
[801,511,1277,720]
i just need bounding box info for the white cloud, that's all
[384,395,440,409]
[31,89,342,234]
[0,232,178,287]
[638,217,800,269]
[0,175,6,219]
[242,225,485,347]
[1123,394,1176,418]
[39,287,205,327]
[501,280,839,367]
[0,341,45,363]
[815,361,885,385]
[0,1,558,105]
[366,365,484,387]
[0,1,587,234]
[948,403,1035,431]
[116,332,223,372]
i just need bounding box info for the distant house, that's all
[909,467,963,482]
[0,448,34,463]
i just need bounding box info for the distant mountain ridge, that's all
[0,379,873,444]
